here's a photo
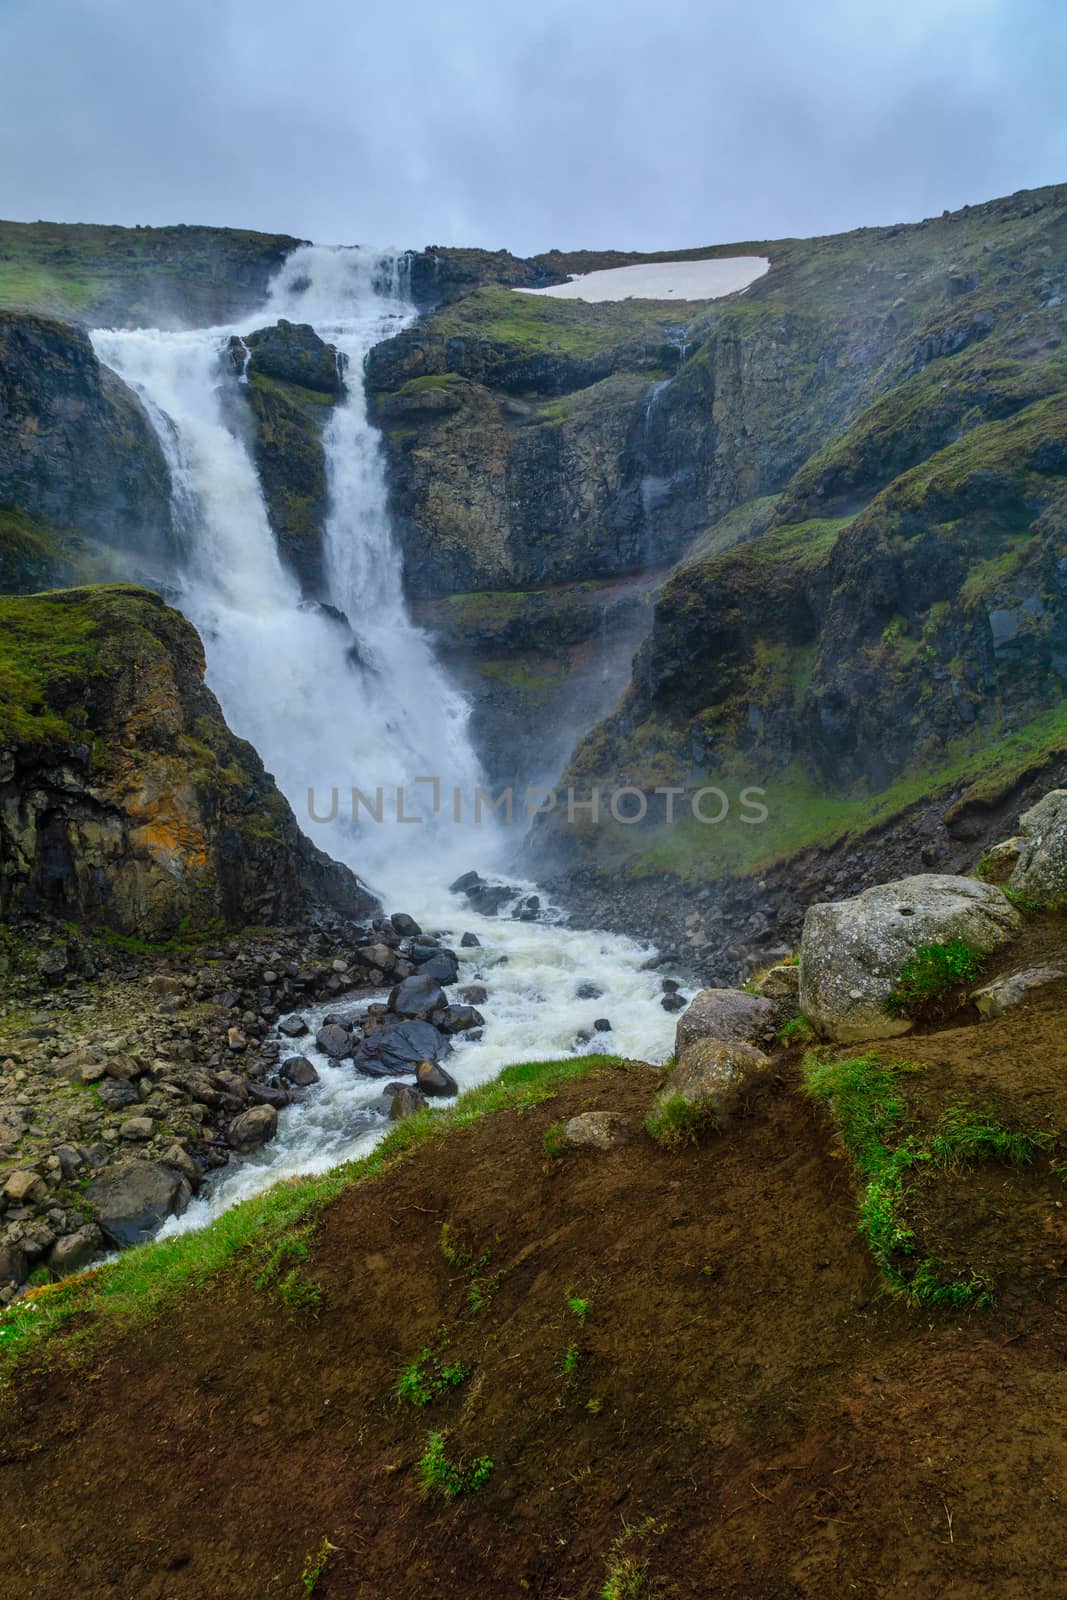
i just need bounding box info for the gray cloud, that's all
[2,0,1065,253]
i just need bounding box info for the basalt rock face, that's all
[0,312,174,593]
[229,320,345,598]
[0,586,376,937]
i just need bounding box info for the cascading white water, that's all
[91,250,684,1233]
[95,248,492,893]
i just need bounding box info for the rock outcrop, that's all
[229,320,345,598]
[0,311,174,592]
[0,585,376,937]
[798,874,1021,1042]
[1008,790,1067,909]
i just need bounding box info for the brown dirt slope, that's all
[4,927,1067,1598]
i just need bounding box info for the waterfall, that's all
[93,247,494,901]
[90,247,684,1232]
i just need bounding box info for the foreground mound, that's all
[3,977,1067,1598]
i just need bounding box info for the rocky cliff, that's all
[0,585,375,936]
[0,311,175,594]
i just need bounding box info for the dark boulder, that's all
[279,1014,309,1038]
[460,931,481,948]
[86,1162,191,1249]
[390,974,447,1019]
[391,913,422,937]
[377,1019,453,1072]
[450,870,482,893]
[280,1055,320,1087]
[416,1060,459,1097]
[418,952,459,985]
[577,982,603,1000]
[437,1004,486,1034]
[315,1023,352,1059]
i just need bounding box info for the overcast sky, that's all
[2,0,1065,255]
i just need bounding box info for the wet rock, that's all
[800,874,1022,1042]
[390,974,447,1019]
[561,1111,632,1150]
[278,1014,309,1038]
[355,943,397,973]
[248,1082,290,1109]
[577,982,603,1000]
[86,1162,191,1248]
[458,984,488,1006]
[450,871,481,893]
[228,1105,278,1150]
[973,965,1064,1020]
[46,1225,103,1280]
[593,1017,612,1033]
[416,1060,459,1097]
[661,992,687,1013]
[160,1143,200,1185]
[389,1084,430,1120]
[391,913,422,938]
[418,951,460,985]
[280,1055,320,1086]
[676,989,779,1054]
[315,1023,352,1059]
[437,1004,485,1034]
[460,932,481,948]
[377,1019,453,1072]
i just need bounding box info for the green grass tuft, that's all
[883,938,985,1020]
[418,1431,493,1499]
[644,1094,718,1148]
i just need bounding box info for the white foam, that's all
[517,255,769,303]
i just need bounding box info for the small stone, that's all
[460,932,481,949]
[389,1085,429,1120]
[46,1225,103,1280]
[315,1023,351,1059]
[593,1018,612,1033]
[415,1060,459,1097]
[2,1170,47,1206]
[119,1117,155,1142]
[973,965,1064,1020]
[561,1111,632,1150]
[577,982,604,1000]
[280,1055,320,1087]
[278,1015,309,1038]
[227,1028,247,1052]
[229,1105,278,1149]
[458,985,488,1006]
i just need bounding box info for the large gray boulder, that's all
[86,1162,191,1249]
[675,989,778,1055]
[1008,791,1067,907]
[799,874,1021,1043]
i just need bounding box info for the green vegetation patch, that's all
[0,1054,619,1389]
[644,1093,719,1148]
[883,938,985,1020]
[426,285,682,359]
[396,1347,471,1408]
[803,1052,1053,1305]
[418,1430,493,1498]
